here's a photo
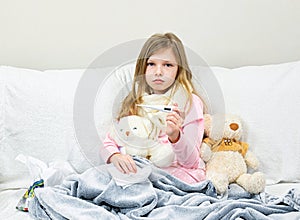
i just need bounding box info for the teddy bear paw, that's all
[200,143,212,162]
[209,174,229,194]
[237,172,265,194]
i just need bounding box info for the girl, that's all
[100,33,207,184]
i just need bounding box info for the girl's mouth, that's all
[153,79,164,83]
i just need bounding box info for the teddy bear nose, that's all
[125,131,130,136]
[230,123,239,131]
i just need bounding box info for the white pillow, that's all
[0,77,4,181]
[212,61,300,184]
[0,67,93,184]
[0,77,3,147]
[95,63,135,142]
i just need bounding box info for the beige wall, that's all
[1,0,300,69]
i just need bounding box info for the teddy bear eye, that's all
[133,127,137,130]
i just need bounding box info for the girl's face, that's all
[145,48,178,94]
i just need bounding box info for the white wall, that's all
[0,0,300,69]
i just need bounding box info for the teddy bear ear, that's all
[206,114,227,141]
[228,114,242,122]
[203,114,212,137]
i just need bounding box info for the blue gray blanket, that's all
[29,158,299,220]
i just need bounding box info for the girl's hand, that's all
[166,103,183,143]
[109,153,137,174]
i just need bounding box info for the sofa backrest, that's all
[1,61,300,186]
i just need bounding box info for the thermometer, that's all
[136,104,174,113]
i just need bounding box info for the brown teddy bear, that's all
[200,114,265,194]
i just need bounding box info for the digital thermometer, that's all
[136,104,174,113]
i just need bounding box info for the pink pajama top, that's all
[100,94,205,184]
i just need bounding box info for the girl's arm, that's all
[169,95,204,169]
[100,133,121,163]
[100,133,137,174]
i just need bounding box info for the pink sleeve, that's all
[99,133,121,163]
[171,94,204,168]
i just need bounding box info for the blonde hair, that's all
[118,32,206,119]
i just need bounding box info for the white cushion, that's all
[212,61,300,184]
[0,67,92,184]
[95,63,135,141]
[0,77,4,153]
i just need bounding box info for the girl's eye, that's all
[147,62,154,66]
[165,63,173,67]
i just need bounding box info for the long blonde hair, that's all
[118,32,206,119]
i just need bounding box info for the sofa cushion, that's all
[0,77,4,148]
[212,61,300,184]
[0,67,92,184]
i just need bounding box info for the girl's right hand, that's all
[109,153,137,174]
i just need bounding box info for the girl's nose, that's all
[155,65,163,76]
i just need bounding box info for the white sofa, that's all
[1,61,300,219]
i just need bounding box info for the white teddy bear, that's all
[200,114,265,194]
[110,115,175,167]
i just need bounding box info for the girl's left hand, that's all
[166,103,183,143]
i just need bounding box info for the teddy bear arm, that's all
[125,146,148,158]
[239,141,249,157]
[199,142,212,162]
[244,151,259,170]
[149,144,175,167]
